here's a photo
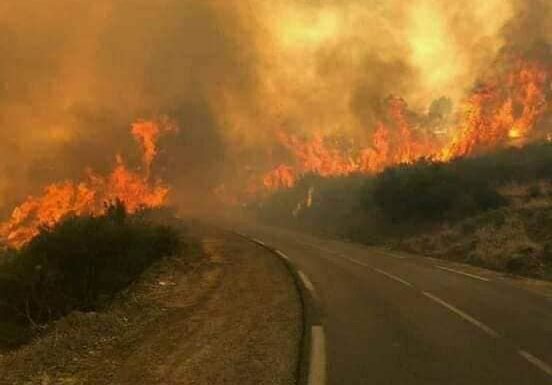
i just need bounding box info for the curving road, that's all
[235,222,552,385]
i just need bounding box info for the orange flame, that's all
[263,164,296,190]
[0,120,173,249]
[261,59,549,192]
[131,118,176,176]
[263,96,442,190]
[442,60,548,159]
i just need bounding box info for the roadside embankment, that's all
[0,224,301,385]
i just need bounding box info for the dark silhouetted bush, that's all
[0,202,181,347]
[372,160,507,223]
[255,173,371,238]
[256,141,552,241]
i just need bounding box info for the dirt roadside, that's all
[0,225,302,385]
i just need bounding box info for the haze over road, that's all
[235,223,552,384]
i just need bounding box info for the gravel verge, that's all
[0,224,301,385]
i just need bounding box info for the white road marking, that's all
[298,270,316,294]
[422,292,500,338]
[302,242,340,256]
[252,238,266,247]
[518,350,552,377]
[274,249,290,262]
[373,268,414,287]
[246,235,552,380]
[341,256,371,268]
[385,252,408,260]
[339,256,414,288]
[309,326,327,385]
[436,266,491,282]
[425,256,443,263]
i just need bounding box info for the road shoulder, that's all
[0,225,302,385]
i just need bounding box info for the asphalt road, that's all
[235,222,552,385]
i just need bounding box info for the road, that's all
[234,222,552,385]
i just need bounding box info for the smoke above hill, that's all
[0,0,549,213]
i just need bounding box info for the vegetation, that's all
[257,173,368,238]
[372,160,506,223]
[255,142,552,277]
[0,202,182,349]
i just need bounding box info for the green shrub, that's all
[0,202,181,342]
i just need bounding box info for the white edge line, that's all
[308,326,327,385]
[341,256,414,288]
[252,238,266,247]
[298,270,316,294]
[245,239,327,384]
[244,235,549,380]
[436,266,491,282]
[274,249,290,262]
[372,250,407,259]
[422,292,500,338]
[341,256,370,268]
[373,268,414,287]
[425,257,443,263]
[387,253,407,259]
[519,350,552,377]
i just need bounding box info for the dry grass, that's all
[402,184,552,278]
[0,226,301,385]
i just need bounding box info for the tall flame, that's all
[261,59,549,191]
[0,120,173,249]
[442,60,548,159]
[263,96,442,189]
[131,118,177,176]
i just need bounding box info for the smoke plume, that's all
[0,0,549,212]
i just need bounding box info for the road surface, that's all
[235,222,552,385]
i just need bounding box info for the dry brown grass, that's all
[0,226,301,385]
[403,182,552,278]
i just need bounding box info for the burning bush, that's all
[0,202,181,349]
[0,119,174,249]
[255,59,549,199]
[255,141,552,276]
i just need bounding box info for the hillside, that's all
[255,142,552,278]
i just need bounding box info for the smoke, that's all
[503,0,551,55]
[0,0,549,212]
[231,0,517,128]
[0,1,255,213]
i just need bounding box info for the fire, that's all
[263,165,296,190]
[263,96,442,189]
[261,59,549,191]
[360,97,441,171]
[0,120,173,249]
[131,118,177,176]
[442,60,548,159]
